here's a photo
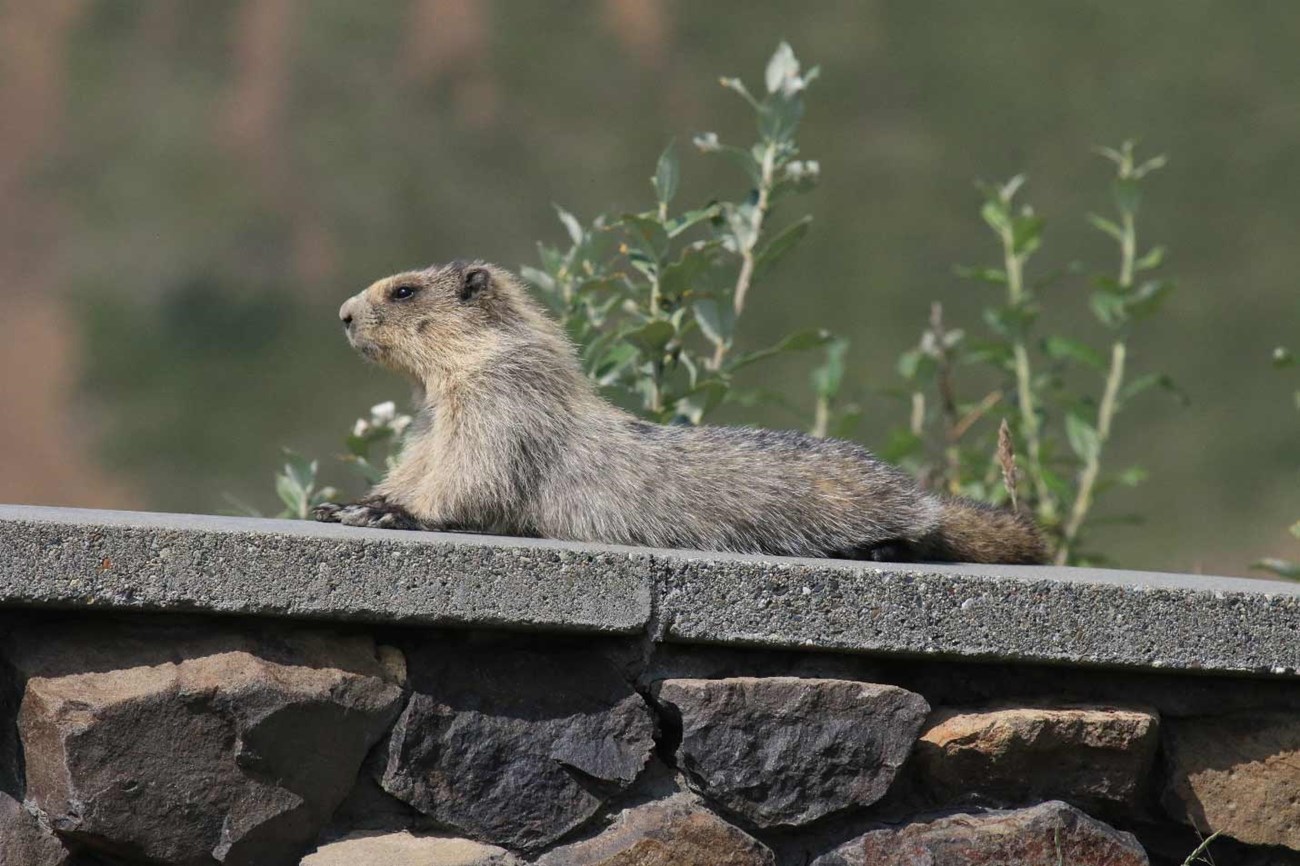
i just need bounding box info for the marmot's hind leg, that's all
[312,496,427,530]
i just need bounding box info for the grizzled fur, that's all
[316,261,1046,564]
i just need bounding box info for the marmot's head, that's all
[338,260,554,381]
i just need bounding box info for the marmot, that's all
[314,261,1046,564]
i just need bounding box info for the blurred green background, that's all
[1,0,1295,576]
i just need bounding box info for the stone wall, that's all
[3,614,1299,866]
[1,507,1298,865]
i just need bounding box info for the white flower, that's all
[370,401,397,425]
[693,132,720,153]
[352,418,370,438]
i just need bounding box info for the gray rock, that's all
[12,622,404,865]
[0,791,72,866]
[652,677,929,827]
[381,638,655,851]
[537,795,774,866]
[813,801,1149,866]
[302,832,521,865]
[914,705,1160,812]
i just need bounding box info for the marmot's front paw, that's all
[312,502,344,523]
[318,500,425,531]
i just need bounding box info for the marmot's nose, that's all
[339,298,356,328]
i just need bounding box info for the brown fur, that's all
[315,261,1047,565]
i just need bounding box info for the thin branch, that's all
[999,217,1055,523]
[711,141,778,370]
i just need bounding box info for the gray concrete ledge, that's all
[1,505,1297,677]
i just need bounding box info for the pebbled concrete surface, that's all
[0,505,651,633]
[1,505,1298,675]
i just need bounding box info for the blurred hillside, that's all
[0,0,1295,576]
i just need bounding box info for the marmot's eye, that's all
[390,285,418,301]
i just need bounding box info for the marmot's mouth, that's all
[348,336,384,362]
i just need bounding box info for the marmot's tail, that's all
[916,497,1048,565]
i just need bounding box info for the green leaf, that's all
[983,304,1036,339]
[554,204,583,245]
[1087,213,1125,242]
[1113,177,1142,216]
[1090,290,1127,328]
[284,452,316,494]
[693,298,733,346]
[1043,336,1106,371]
[981,199,1011,234]
[1134,246,1166,271]
[624,320,676,356]
[591,342,639,384]
[1065,412,1101,462]
[675,379,729,424]
[666,206,720,239]
[954,265,1008,285]
[652,141,679,207]
[1011,212,1044,257]
[754,216,812,278]
[811,337,850,399]
[519,265,556,294]
[275,473,305,515]
[765,41,799,94]
[1253,558,1300,581]
[709,144,763,186]
[759,92,805,142]
[897,348,937,383]
[1133,154,1168,179]
[1121,372,1188,405]
[964,339,1015,369]
[1125,279,1174,320]
[620,213,669,260]
[657,243,720,302]
[728,328,831,372]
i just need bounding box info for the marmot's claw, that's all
[312,503,343,522]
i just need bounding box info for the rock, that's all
[11,622,404,866]
[381,638,655,851]
[914,704,1160,811]
[651,677,929,827]
[1163,711,1300,851]
[812,800,1149,866]
[302,832,521,865]
[537,795,774,866]
[0,791,72,866]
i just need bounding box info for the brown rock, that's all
[652,677,929,827]
[812,800,1149,866]
[0,791,72,866]
[537,795,774,866]
[915,704,1159,811]
[382,638,655,852]
[302,832,521,865]
[12,622,404,866]
[1163,711,1300,851]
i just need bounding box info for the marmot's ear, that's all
[459,267,491,302]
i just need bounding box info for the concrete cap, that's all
[2,505,1297,677]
